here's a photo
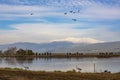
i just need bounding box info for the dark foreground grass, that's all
[0,68,120,80]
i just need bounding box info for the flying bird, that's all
[73,12,76,14]
[31,13,33,15]
[64,12,67,15]
[69,11,73,13]
[78,10,80,13]
[72,19,77,21]
[64,9,81,21]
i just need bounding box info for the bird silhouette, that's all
[76,65,82,72]
[24,66,29,70]
[22,64,29,70]
[69,11,73,13]
[72,19,77,21]
[73,12,76,14]
[31,13,33,15]
[64,12,67,15]
[64,9,81,21]
[78,10,80,13]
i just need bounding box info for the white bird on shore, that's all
[21,64,29,70]
[76,65,82,72]
[24,66,29,70]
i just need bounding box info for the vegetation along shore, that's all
[0,68,120,80]
[0,47,120,58]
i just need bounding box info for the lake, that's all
[0,57,120,73]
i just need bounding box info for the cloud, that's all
[0,23,81,44]
[0,4,63,20]
[3,0,120,8]
[89,26,120,41]
[82,5,120,20]
[0,4,56,12]
[12,23,79,34]
[0,23,89,44]
[0,23,119,44]
[52,37,104,44]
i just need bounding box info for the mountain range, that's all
[0,41,120,53]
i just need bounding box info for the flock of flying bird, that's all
[30,9,80,22]
[64,9,80,21]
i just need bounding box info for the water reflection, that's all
[16,57,34,64]
[4,57,16,65]
[0,57,2,63]
[0,57,120,73]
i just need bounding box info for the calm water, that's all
[0,57,120,73]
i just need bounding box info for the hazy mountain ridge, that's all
[0,41,120,53]
[0,41,75,53]
[54,41,120,53]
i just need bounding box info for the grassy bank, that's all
[0,68,120,80]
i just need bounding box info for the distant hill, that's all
[0,41,75,53]
[0,41,120,53]
[53,41,120,53]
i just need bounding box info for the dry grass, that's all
[0,68,120,80]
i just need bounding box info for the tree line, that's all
[0,47,53,57]
[0,47,34,56]
[0,47,118,57]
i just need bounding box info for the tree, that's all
[0,50,3,56]
[76,52,79,56]
[26,49,34,55]
[16,49,26,56]
[16,49,35,56]
[4,47,17,56]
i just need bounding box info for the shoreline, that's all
[0,68,120,80]
[1,54,120,58]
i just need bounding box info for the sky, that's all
[0,0,120,44]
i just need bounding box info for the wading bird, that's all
[76,65,82,72]
[22,64,29,70]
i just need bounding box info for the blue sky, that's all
[0,0,120,44]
